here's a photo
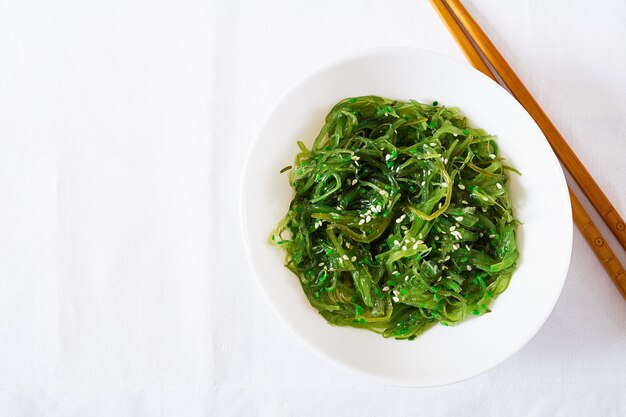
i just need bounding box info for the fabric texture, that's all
[0,0,625,415]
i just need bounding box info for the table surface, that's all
[1,0,625,415]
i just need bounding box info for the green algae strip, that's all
[271,96,519,340]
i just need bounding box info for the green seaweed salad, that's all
[271,96,519,340]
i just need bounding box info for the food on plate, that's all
[271,96,519,340]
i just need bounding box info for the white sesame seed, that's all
[442,182,448,188]
[392,296,400,303]
[385,154,391,161]
[462,200,468,205]
[489,234,496,238]
[382,286,390,292]
[401,225,408,231]
[392,270,398,275]
[465,245,471,250]
[352,179,358,185]
[489,154,496,159]
[467,265,472,271]
[405,276,409,281]
[430,142,436,146]
[443,255,450,261]
[402,246,407,251]
[456,216,464,221]
[416,240,424,245]
[435,236,440,240]
[482,196,489,201]
[496,183,502,189]
[393,290,400,296]
[395,217,402,223]
[351,256,356,262]
[421,181,426,187]
[453,244,460,250]
[343,255,349,260]
[394,240,400,246]
[351,155,360,161]
[366,215,371,223]
[455,223,460,227]
[444,158,448,164]
[318,262,324,266]
[442,265,448,270]
[412,243,418,249]
[358,219,365,225]
[479,232,484,237]
[458,184,466,190]
[376,205,382,212]
[450,226,456,232]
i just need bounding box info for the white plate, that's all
[240,48,572,387]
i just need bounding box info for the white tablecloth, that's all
[1,0,625,415]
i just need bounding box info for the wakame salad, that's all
[271,96,519,340]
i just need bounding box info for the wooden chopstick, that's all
[430,1,491,76]
[445,0,626,252]
[429,0,626,297]
[570,189,626,298]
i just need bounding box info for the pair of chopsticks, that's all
[430,0,626,299]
